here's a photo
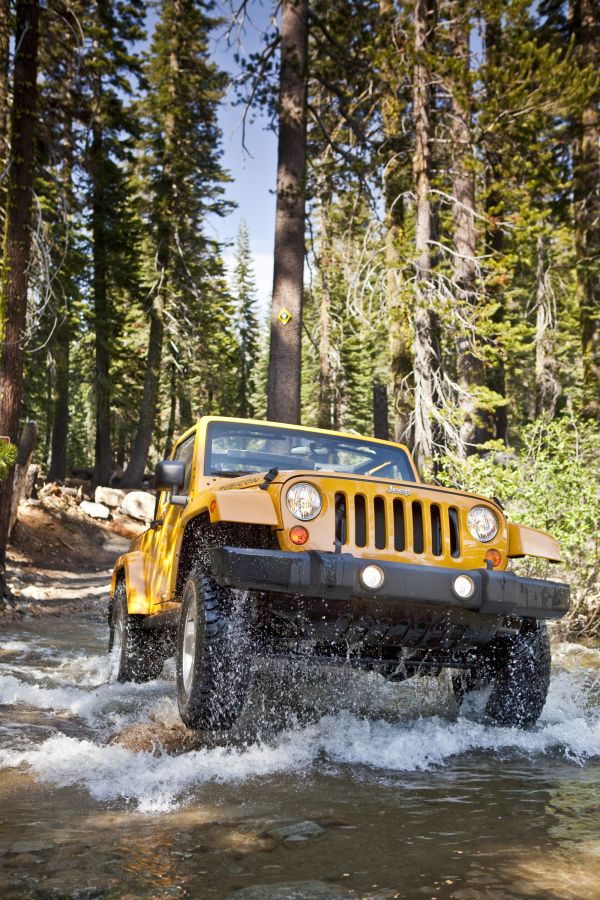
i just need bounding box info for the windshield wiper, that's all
[210,469,255,478]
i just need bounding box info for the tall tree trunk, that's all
[412,0,436,471]
[447,1,485,454]
[380,0,412,443]
[267,0,308,424]
[571,0,600,420]
[534,235,560,417]
[91,118,112,486]
[316,198,333,429]
[0,0,39,590]
[48,65,76,483]
[373,382,389,440]
[482,10,507,442]
[48,332,69,480]
[165,362,177,456]
[120,287,165,486]
[0,0,10,171]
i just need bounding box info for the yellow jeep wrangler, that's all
[108,416,570,730]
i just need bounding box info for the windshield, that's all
[205,422,416,482]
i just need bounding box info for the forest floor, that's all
[1,493,135,621]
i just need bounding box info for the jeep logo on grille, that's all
[386,486,411,496]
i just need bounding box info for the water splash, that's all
[1,633,599,812]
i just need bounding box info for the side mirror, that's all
[154,459,185,493]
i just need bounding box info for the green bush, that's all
[0,441,16,482]
[435,418,600,637]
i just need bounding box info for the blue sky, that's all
[211,2,278,313]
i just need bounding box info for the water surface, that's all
[1,616,600,898]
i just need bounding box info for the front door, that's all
[148,430,197,610]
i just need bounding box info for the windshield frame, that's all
[203,420,417,483]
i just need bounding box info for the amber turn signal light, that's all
[290,526,309,545]
[485,549,502,568]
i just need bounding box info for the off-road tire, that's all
[456,619,551,727]
[109,581,164,683]
[485,620,551,727]
[176,564,251,730]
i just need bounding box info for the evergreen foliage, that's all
[0,0,598,625]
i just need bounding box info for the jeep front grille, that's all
[334,491,462,562]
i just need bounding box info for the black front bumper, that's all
[210,546,570,621]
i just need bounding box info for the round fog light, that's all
[361,564,385,591]
[453,574,475,599]
[290,525,309,545]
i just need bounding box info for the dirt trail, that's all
[1,495,131,621]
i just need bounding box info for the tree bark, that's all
[316,199,333,429]
[412,0,436,471]
[0,0,39,589]
[48,330,70,480]
[373,382,389,440]
[164,362,177,456]
[91,117,113,486]
[482,10,507,442]
[267,0,308,425]
[447,1,486,454]
[534,235,560,418]
[120,287,165,486]
[0,0,10,170]
[380,0,412,443]
[570,0,600,420]
[48,61,76,483]
[9,419,36,535]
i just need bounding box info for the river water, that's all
[2,614,600,899]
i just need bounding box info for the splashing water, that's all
[2,617,600,815]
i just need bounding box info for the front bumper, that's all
[210,547,570,620]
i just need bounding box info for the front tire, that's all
[109,581,164,683]
[457,620,551,727]
[485,620,551,727]
[176,565,251,730]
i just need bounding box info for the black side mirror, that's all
[154,459,185,492]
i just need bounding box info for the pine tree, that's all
[232,220,260,418]
[0,0,40,593]
[121,0,232,485]
[411,0,438,469]
[85,0,145,486]
[570,0,600,419]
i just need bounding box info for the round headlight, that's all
[467,505,499,543]
[286,482,322,521]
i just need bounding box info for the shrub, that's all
[435,418,600,638]
[0,441,16,482]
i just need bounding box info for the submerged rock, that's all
[228,882,352,900]
[263,821,325,842]
[107,722,204,756]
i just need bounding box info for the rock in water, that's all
[264,821,325,841]
[80,500,110,520]
[94,486,126,509]
[119,491,155,523]
[228,883,353,900]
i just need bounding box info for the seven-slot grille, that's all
[334,491,461,561]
